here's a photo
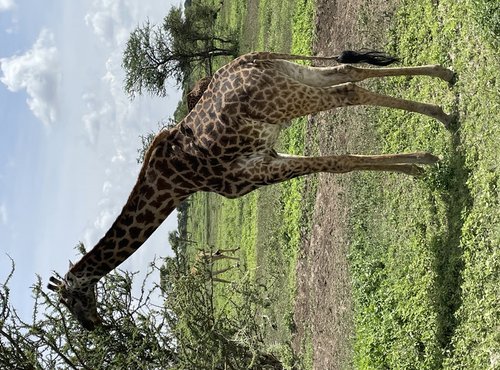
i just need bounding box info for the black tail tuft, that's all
[336,49,399,66]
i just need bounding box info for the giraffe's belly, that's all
[192,116,283,158]
[235,119,282,152]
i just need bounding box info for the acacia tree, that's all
[1,252,290,369]
[122,3,238,98]
[0,256,177,369]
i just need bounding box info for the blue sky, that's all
[0,0,183,319]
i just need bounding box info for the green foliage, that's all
[1,255,287,369]
[469,0,500,48]
[292,0,315,55]
[1,259,176,369]
[173,97,189,123]
[162,263,288,369]
[122,20,171,98]
[167,3,239,76]
[122,3,238,98]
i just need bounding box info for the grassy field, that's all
[349,0,499,368]
[185,0,499,368]
[185,0,316,366]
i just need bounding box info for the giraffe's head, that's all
[47,265,102,331]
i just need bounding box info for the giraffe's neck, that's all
[69,129,190,285]
[70,192,183,285]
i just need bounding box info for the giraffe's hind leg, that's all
[212,265,238,276]
[347,83,453,126]
[267,61,455,126]
[272,60,455,86]
[247,78,453,127]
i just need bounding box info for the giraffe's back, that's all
[182,56,294,159]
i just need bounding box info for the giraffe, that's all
[190,247,240,284]
[48,50,456,330]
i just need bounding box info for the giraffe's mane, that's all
[69,127,179,276]
[138,128,174,181]
[119,127,176,213]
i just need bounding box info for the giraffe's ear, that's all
[68,260,74,269]
[64,270,78,287]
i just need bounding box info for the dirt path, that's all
[292,1,398,368]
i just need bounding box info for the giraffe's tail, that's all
[335,49,399,66]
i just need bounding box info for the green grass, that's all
[349,0,499,368]
[185,0,498,368]
[185,0,316,367]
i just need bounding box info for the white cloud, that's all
[0,0,14,13]
[84,0,131,46]
[94,207,116,231]
[111,149,126,163]
[102,181,112,195]
[82,93,114,145]
[0,29,60,125]
[0,203,7,225]
[39,0,180,261]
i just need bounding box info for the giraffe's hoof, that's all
[437,110,458,129]
[447,71,458,86]
[431,65,456,83]
[414,152,440,164]
[442,69,456,84]
[438,111,459,131]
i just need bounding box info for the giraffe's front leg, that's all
[234,152,439,187]
[216,247,240,254]
[211,265,239,284]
